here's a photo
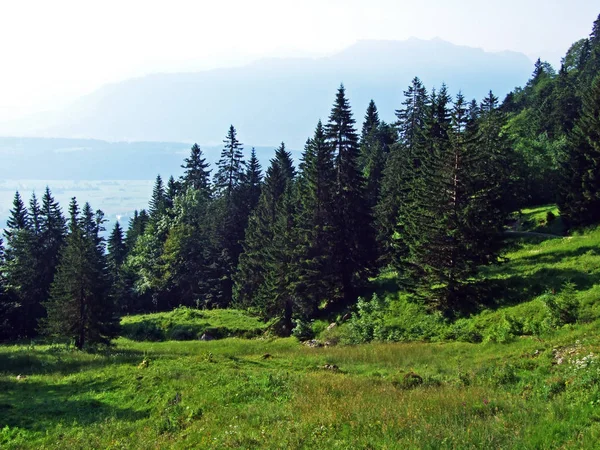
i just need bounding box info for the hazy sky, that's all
[0,0,597,121]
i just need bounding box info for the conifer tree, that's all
[243,147,263,213]
[0,237,13,340]
[292,121,338,317]
[559,75,600,227]
[42,198,117,348]
[326,85,376,309]
[210,125,248,305]
[376,78,428,267]
[161,188,215,308]
[37,187,67,316]
[2,193,42,338]
[29,193,42,235]
[181,143,211,196]
[107,221,131,313]
[125,210,149,251]
[234,149,293,311]
[359,101,389,213]
[149,175,167,221]
[165,176,181,212]
[399,89,512,314]
[214,125,245,199]
[4,192,29,240]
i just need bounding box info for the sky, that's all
[0,0,597,121]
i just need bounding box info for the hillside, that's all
[2,222,600,448]
[0,38,532,148]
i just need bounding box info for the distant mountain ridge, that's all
[0,38,533,149]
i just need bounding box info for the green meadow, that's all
[3,216,600,449]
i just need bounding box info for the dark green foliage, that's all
[149,175,167,221]
[4,192,29,240]
[0,237,17,340]
[292,122,338,318]
[376,78,428,267]
[125,210,149,251]
[39,187,67,301]
[208,126,251,306]
[398,90,513,314]
[107,222,131,314]
[165,176,181,212]
[243,147,262,213]
[326,85,376,309]
[161,188,218,308]
[214,125,245,199]
[180,143,211,197]
[234,148,296,331]
[558,75,600,227]
[41,198,118,349]
[359,101,393,214]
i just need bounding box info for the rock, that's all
[342,313,351,322]
[327,323,337,331]
[200,333,214,341]
[262,353,272,359]
[321,364,339,371]
[16,375,26,381]
[303,339,323,348]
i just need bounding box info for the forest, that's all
[1,15,600,350]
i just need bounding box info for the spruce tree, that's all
[149,175,167,221]
[29,193,42,235]
[2,194,42,338]
[293,121,338,317]
[243,147,263,213]
[559,75,600,227]
[210,126,248,306]
[0,237,13,340]
[376,78,428,267]
[214,125,245,199]
[326,85,376,309]
[399,89,512,314]
[107,222,130,313]
[33,187,67,326]
[165,176,181,212]
[125,210,149,251]
[4,192,29,240]
[181,143,211,196]
[234,149,292,312]
[42,198,117,348]
[359,101,388,213]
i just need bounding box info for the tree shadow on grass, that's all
[0,347,145,377]
[0,377,149,432]
[508,245,600,267]
[474,267,599,310]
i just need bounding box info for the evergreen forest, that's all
[1,15,600,349]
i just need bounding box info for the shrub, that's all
[291,320,314,341]
[544,282,579,327]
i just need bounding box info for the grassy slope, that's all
[2,329,600,449]
[120,307,270,341]
[3,215,600,448]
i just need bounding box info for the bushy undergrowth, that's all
[120,307,269,341]
[325,224,600,345]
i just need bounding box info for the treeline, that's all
[1,14,599,347]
